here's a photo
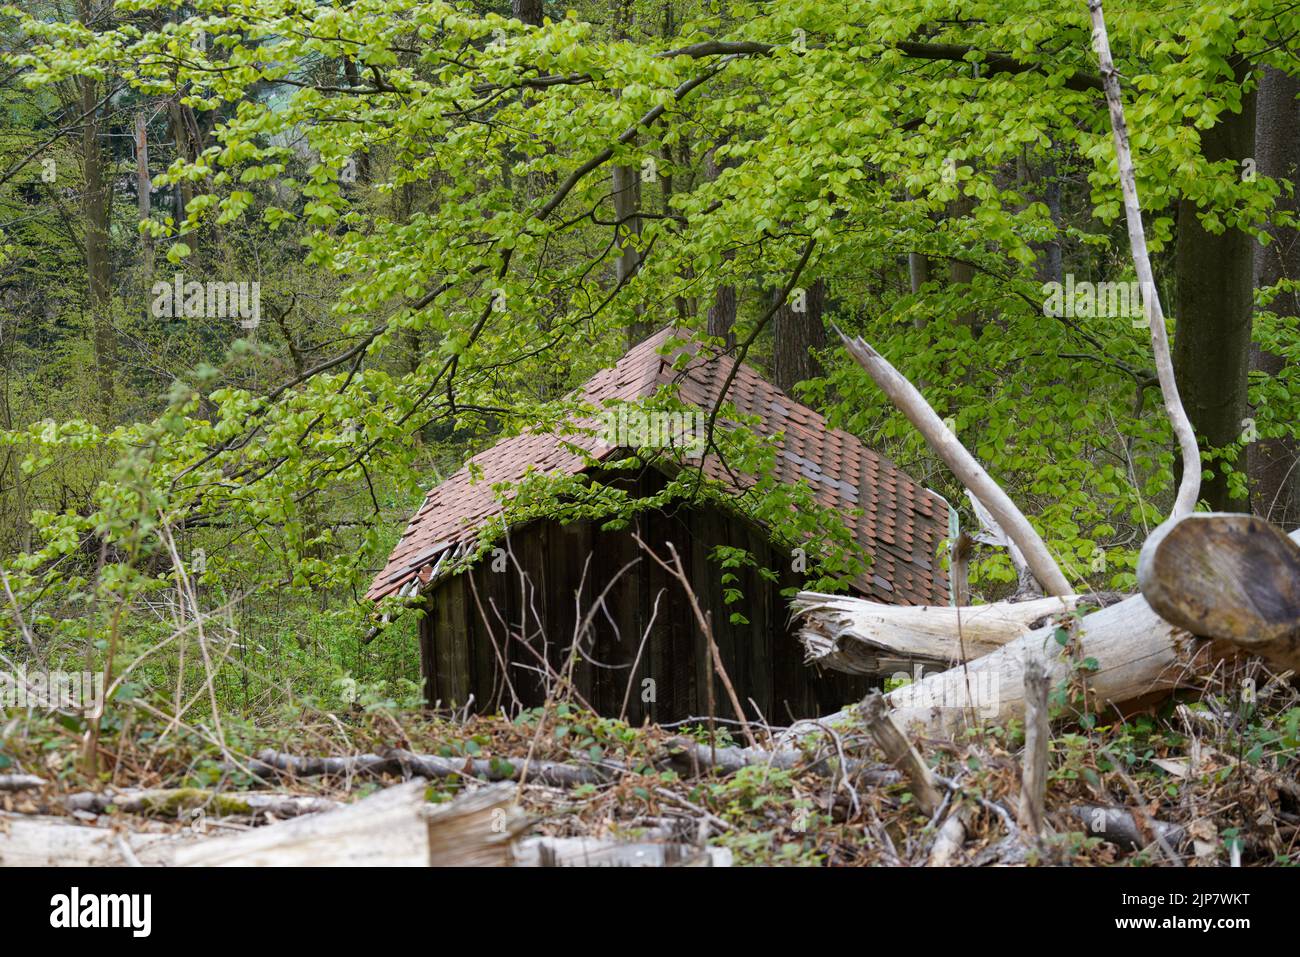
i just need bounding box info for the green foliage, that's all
[0,0,1298,742]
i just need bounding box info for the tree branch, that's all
[1087,0,1201,519]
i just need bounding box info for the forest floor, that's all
[2,674,1298,866]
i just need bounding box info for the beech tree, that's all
[1,0,1298,671]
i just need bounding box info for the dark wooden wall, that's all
[418,476,876,725]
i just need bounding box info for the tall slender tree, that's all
[76,0,114,415]
[1249,66,1300,525]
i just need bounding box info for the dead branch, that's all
[927,810,968,866]
[1017,655,1050,841]
[1088,0,1201,518]
[62,788,341,819]
[1069,805,1187,852]
[663,737,898,784]
[243,749,613,788]
[861,693,942,817]
[837,328,1073,596]
[0,774,45,792]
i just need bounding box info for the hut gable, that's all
[369,328,949,606]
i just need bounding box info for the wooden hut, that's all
[368,329,950,724]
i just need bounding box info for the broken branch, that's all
[838,329,1073,596]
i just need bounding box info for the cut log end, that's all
[1139,512,1300,670]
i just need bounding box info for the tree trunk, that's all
[1034,150,1063,285]
[772,277,826,393]
[948,194,977,330]
[612,0,646,347]
[167,98,192,223]
[704,144,737,344]
[1249,66,1300,527]
[614,161,645,345]
[1174,57,1257,511]
[134,111,153,290]
[341,59,373,184]
[908,250,929,295]
[511,0,544,24]
[77,42,114,415]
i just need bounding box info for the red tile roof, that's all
[367,328,950,605]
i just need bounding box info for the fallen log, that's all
[0,774,45,792]
[0,813,196,866]
[792,593,1078,673]
[515,836,732,867]
[801,591,1187,738]
[174,779,438,866]
[1068,805,1186,852]
[64,788,340,820]
[245,749,610,787]
[424,783,528,866]
[662,738,898,784]
[788,529,1300,740]
[6,781,530,867]
[1138,512,1300,670]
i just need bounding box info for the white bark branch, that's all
[837,328,1073,596]
[1088,0,1201,518]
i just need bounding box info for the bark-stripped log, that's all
[423,782,528,866]
[516,837,732,867]
[788,530,1300,740]
[174,779,437,867]
[0,774,45,792]
[1138,512,1300,669]
[791,594,1078,672]
[0,814,195,867]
